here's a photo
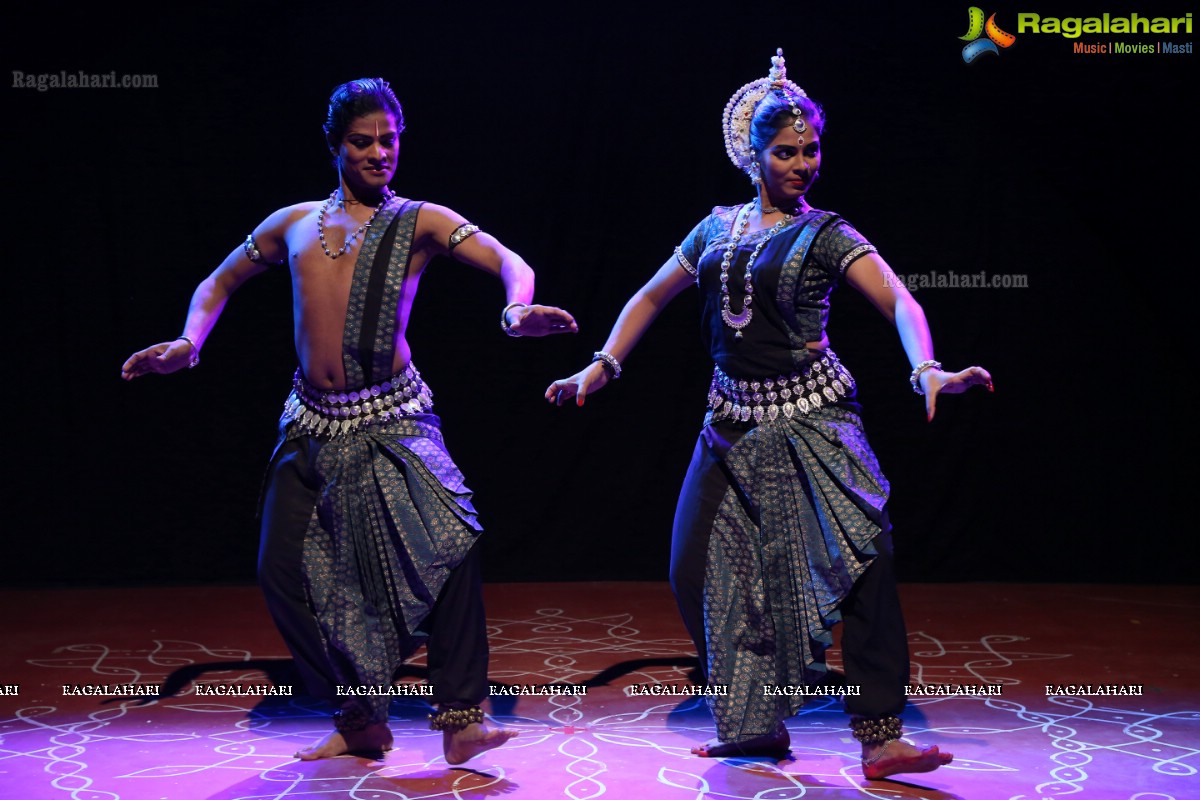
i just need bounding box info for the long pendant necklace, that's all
[317,188,395,260]
[719,202,793,338]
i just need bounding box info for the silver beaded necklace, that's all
[719,202,794,338]
[317,188,395,260]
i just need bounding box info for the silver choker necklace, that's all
[758,197,807,216]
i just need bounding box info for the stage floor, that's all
[1,582,1196,799]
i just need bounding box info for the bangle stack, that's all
[909,359,941,395]
[500,302,528,337]
[591,351,622,379]
[176,335,200,369]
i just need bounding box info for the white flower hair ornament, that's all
[722,48,809,182]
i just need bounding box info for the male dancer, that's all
[122,77,576,762]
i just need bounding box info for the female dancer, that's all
[545,50,991,779]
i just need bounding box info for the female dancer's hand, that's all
[922,366,993,421]
[545,362,609,407]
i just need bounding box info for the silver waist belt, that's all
[706,352,856,424]
[281,363,433,438]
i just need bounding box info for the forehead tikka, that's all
[722,47,810,178]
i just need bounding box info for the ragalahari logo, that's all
[960,8,1017,62]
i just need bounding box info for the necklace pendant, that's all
[734,330,744,339]
[721,306,753,332]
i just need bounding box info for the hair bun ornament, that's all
[722,48,808,175]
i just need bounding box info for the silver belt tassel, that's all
[281,364,434,438]
[706,352,855,424]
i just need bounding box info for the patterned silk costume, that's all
[672,205,905,743]
[259,198,487,726]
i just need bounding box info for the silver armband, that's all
[448,223,481,251]
[244,235,286,266]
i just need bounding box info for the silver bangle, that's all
[500,302,527,337]
[910,359,941,395]
[177,336,200,369]
[591,351,622,380]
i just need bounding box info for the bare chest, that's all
[284,216,428,315]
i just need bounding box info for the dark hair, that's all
[748,90,825,154]
[323,78,405,147]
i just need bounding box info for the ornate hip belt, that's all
[706,351,856,424]
[281,363,434,437]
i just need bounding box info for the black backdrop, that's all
[5,1,1194,587]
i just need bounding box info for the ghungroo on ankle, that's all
[332,703,371,732]
[849,714,903,744]
[428,705,484,732]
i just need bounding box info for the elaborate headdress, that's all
[722,48,808,181]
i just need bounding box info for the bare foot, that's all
[861,739,953,780]
[444,721,518,765]
[295,722,394,760]
[691,723,790,758]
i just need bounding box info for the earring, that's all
[749,161,762,187]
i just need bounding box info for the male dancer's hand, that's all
[121,340,197,380]
[506,304,578,337]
